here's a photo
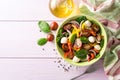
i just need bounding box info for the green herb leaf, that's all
[37,38,47,46]
[57,28,64,37]
[95,54,100,58]
[100,39,104,47]
[56,37,62,47]
[75,49,88,59]
[69,33,77,44]
[80,36,89,43]
[38,21,50,33]
[75,16,87,23]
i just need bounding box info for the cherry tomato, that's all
[62,44,69,52]
[90,53,95,60]
[50,21,58,30]
[47,33,54,41]
[90,30,96,36]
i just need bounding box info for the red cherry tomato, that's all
[50,21,58,30]
[47,33,54,41]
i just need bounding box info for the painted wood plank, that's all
[0,0,60,20]
[0,21,61,57]
[0,59,108,80]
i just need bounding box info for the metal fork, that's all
[70,64,97,80]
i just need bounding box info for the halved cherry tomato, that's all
[90,30,96,36]
[62,44,69,52]
[90,53,95,60]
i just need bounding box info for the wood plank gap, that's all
[0,57,61,59]
[0,20,63,22]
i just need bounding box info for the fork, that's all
[70,64,97,80]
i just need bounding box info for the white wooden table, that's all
[0,0,109,80]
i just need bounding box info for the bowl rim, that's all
[55,14,107,66]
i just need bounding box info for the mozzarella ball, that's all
[88,36,96,43]
[84,20,92,27]
[61,37,68,44]
[75,38,82,48]
[94,45,101,50]
[72,56,80,62]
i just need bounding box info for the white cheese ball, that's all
[88,36,96,43]
[61,37,68,44]
[84,20,91,27]
[75,38,82,48]
[94,45,101,50]
[72,56,80,63]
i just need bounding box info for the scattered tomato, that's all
[50,21,58,30]
[47,33,54,41]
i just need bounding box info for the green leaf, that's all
[37,38,47,46]
[100,39,104,47]
[75,16,87,23]
[95,54,100,58]
[69,33,77,44]
[57,28,64,37]
[38,21,50,33]
[56,37,62,47]
[75,49,88,59]
[80,36,89,43]
[56,28,65,48]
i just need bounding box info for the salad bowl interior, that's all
[55,14,107,66]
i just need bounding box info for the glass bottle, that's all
[49,0,75,18]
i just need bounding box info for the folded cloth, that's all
[78,0,120,80]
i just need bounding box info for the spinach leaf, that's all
[56,37,62,47]
[95,54,100,58]
[75,49,88,59]
[56,28,65,48]
[38,21,50,33]
[100,39,104,47]
[80,36,89,43]
[75,16,87,23]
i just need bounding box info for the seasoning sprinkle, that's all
[42,48,45,51]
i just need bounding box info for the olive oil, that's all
[49,0,74,18]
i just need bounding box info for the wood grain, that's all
[0,0,108,80]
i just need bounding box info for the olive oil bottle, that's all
[49,0,74,18]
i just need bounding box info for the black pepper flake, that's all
[53,49,56,51]
[60,64,62,66]
[54,57,74,72]
[40,30,42,32]
[42,48,45,51]
[57,60,61,63]
[68,67,70,69]
[63,67,68,72]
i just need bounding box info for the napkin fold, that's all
[78,0,120,80]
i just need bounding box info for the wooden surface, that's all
[0,0,108,80]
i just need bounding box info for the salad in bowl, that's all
[55,14,107,66]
